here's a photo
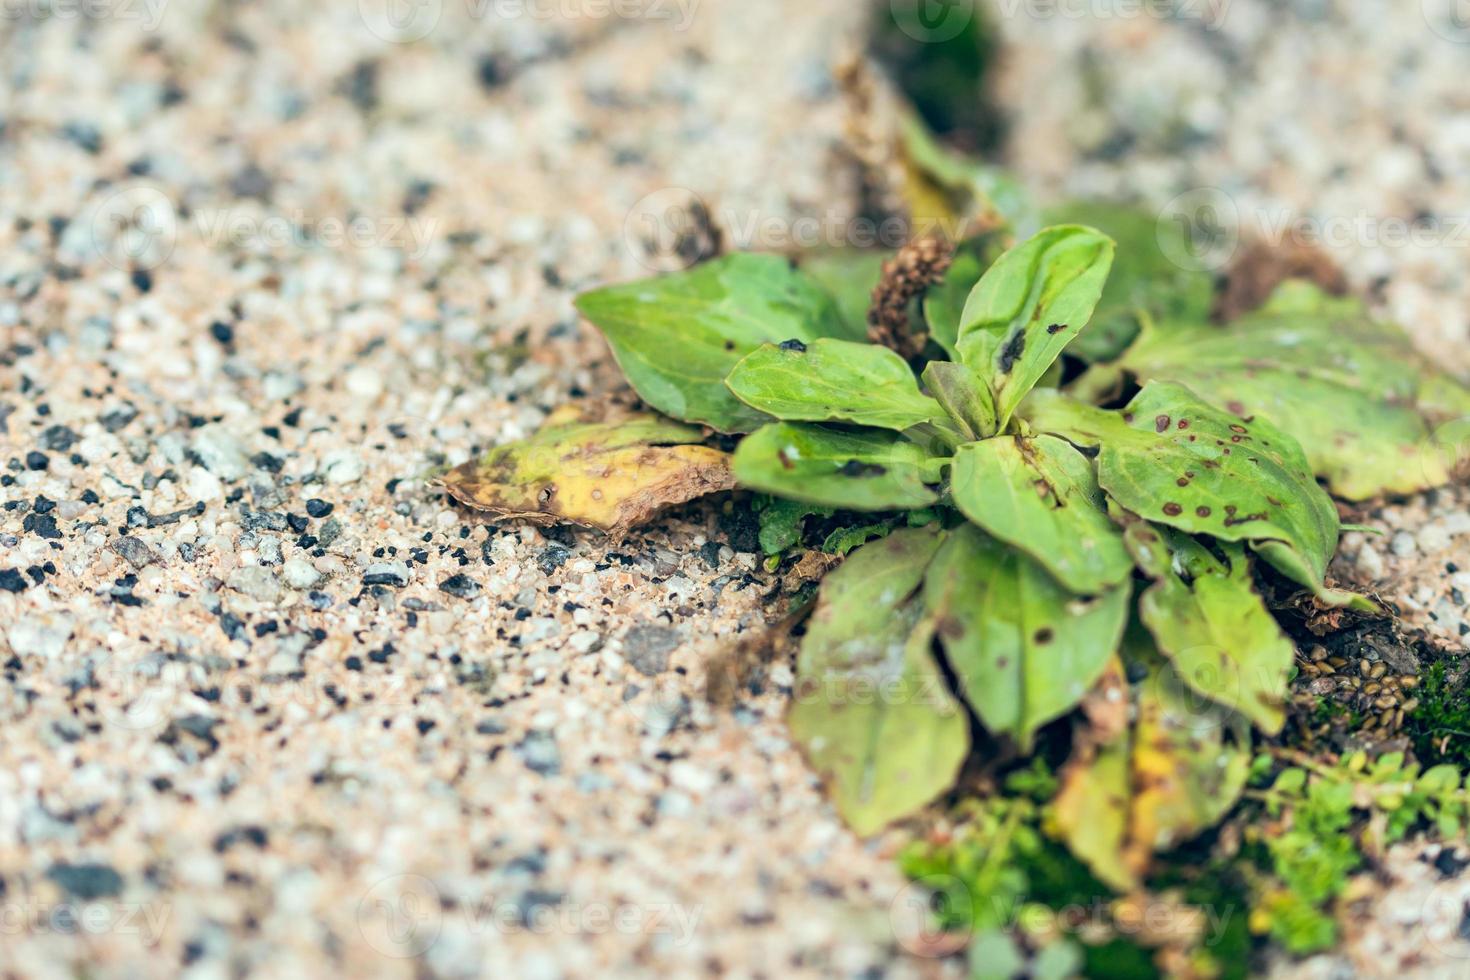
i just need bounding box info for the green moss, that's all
[1406,661,1470,767]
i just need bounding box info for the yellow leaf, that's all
[437,412,734,535]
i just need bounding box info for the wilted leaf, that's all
[1042,200,1214,364]
[957,226,1116,429]
[795,247,891,340]
[438,413,734,534]
[1051,631,1250,890]
[1118,284,1470,499]
[1122,521,1294,734]
[1125,648,1250,876]
[950,434,1133,594]
[575,253,848,433]
[1095,382,1366,609]
[726,339,950,432]
[732,423,944,511]
[789,527,969,835]
[923,525,1130,750]
[1051,735,1135,892]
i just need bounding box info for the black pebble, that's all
[305,498,333,518]
[0,568,28,593]
[439,574,482,599]
[25,451,48,471]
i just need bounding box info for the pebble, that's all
[45,862,124,900]
[190,426,249,481]
[226,566,281,603]
[1418,523,1453,555]
[109,535,156,569]
[516,732,562,776]
[1357,545,1386,580]
[438,573,482,599]
[362,561,409,587]
[1391,532,1418,558]
[622,623,680,677]
[321,451,364,485]
[282,558,322,590]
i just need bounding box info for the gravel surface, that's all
[3,1,1470,978]
[0,4,948,978]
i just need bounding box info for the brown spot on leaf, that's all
[1163,502,1183,516]
[1034,628,1055,644]
[1196,506,1211,518]
[1046,323,1067,334]
[1155,414,1171,433]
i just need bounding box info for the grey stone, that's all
[516,731,561,776]
[226,566,281,602]
[623,623,680,677]
[109,535,155,569]
[282,558,322,590]
[190,425,249,481]
[46,862,124,900]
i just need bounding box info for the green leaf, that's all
[1016,388,1139,448]
[726,339,949,432]
[950,434,1133,594]
[922,360,996,440]
[575,253,848,433]
[1095,382,1362,609]
[789,527,969,835]
[923,234,1009,360]
[1042,200,1214,364]
[1122,522,1294,734]
[1118,286,1470,499]
[822,519,902,556]
[437,409,733,534]
[795,248,890,341]
[732,423,944,511]
[923,525,1130,749]
[957,226,1116,428]
[755,497,832,556]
